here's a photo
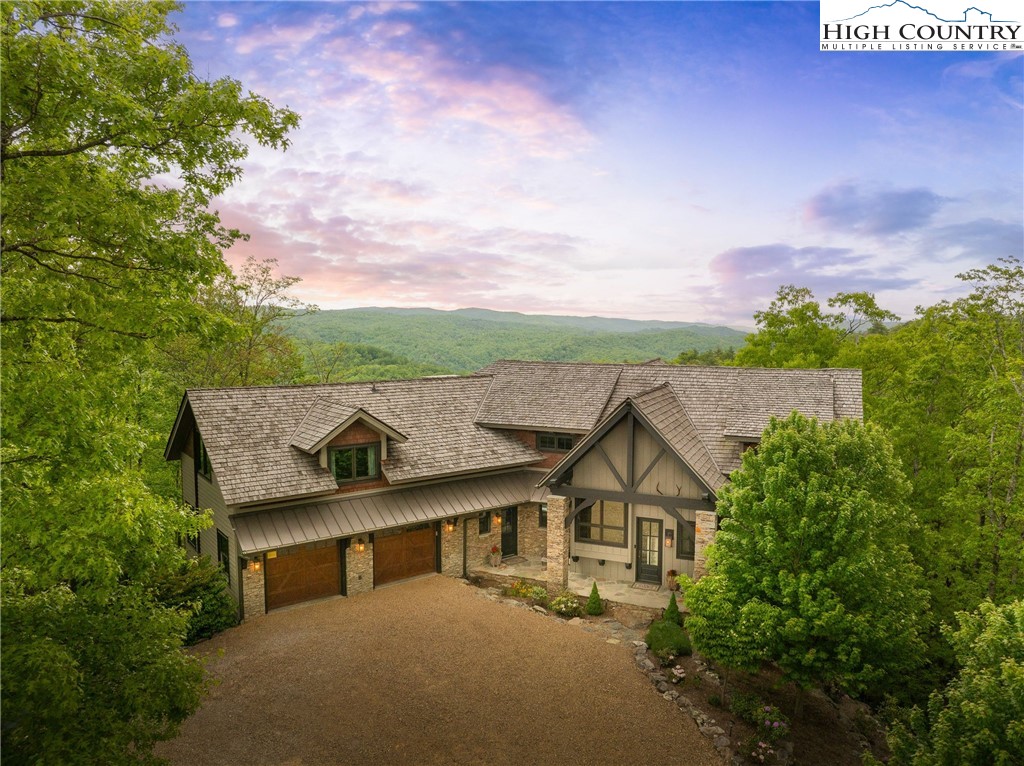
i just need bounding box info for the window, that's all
[186,531,201,554]
[329,444,379,483]
[575,500,627,547]
[196,432,212,480]
[677,519,696,560]
[538,503,548,528]
[479,512,491,535]
[537,432,574,451]
[217,530,230,583]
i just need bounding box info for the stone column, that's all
[693,510,718,580]
[242,558,266,621]
[347,537,374,596]
[545,495,571,597]
[440,518,464,577]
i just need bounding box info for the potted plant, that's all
[489,544,501,567]
[666,569,679,591]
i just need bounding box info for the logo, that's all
[820,0,1021,51]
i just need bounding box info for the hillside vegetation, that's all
[283,307,747,372]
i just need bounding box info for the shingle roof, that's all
[169,361,863,508]
[182,377,542,507]
[234,471,550,554]
[630,383,725,492]
[288,398,359,453]
[474,360,621,432]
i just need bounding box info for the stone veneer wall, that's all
[545,495,570,596]
[440,518,464,577]
[517,503,547,561]
[468,510,503,566]
[346,537,374,596]
[242,559,266,620]
[692,510,718,580]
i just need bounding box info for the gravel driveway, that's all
[157,576,722,766]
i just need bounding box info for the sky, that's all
[174,1,1023,325]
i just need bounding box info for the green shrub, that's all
[730,692,790,745]
[645,618,692,660]
[549,591,583,617]
[503,579,534,598]
[664,592,682,625]
[155,557,238,644]
[585,582,604,615]
[526,585,549,605]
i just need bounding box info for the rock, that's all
[531,605,547,614]
[605,638,620,645]
[631,640,647,649]
[662,690,680,701]
[567,617,583,625]
[713,735,731,751]
[638,658,656,671]
[656,682,670,693]
[700,725,725,737]
[649,672,668,683]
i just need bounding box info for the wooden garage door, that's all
[266,541,341,610]
[373,524,437,586]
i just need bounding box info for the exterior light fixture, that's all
[354,537,366,553]
[444,518,457,533]
[250,558,262,572]
[665,529,674,548]
[493,512,502,523]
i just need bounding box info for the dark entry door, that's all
[501,507,518,557]
[636,518,663,584]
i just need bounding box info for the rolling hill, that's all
[283,307,747,373]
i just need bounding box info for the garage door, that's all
[266,541,341,610]
[373,524,437,586]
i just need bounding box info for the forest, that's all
[1,3,1020,765]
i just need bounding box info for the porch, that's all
[469,557,680,612]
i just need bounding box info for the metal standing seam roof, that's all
[234,471,551,554]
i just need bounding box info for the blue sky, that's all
[174,1,1023,324]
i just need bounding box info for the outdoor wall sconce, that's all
[493,512,502,523]
[249,558,262,573]
[598,559,605,566]
[571,555,580,563]
[625,562,632,570]
[444,518,458,532]
[354,537,366,553]
[665,529,674,548]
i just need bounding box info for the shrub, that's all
[585,582,604,615]
[549,591,583,617]
[526,585,549,605]
[155,557,238,645]
[503,579,548,605]
[645,618,692,660]
[664,592,682,625]
[731,692,790,746]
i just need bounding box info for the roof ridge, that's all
[186,374,481,395]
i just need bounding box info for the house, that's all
[164,360,862,618]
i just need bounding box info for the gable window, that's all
[677,519,696,561]
[196,432,212,480]
[186,531,200,554]
[575,500,627,547]
[538,503,548,528]
[217,529,230,583]
[330,444,379,483]
[537,432,574,451]
[479,512,492,535]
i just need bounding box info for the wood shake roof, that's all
[167,361,862,509]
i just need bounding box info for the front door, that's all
[636,518,663,584]
[501,507,518,557]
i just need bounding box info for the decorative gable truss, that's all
[540,383,719,532]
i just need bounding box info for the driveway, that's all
[157,576,722,766]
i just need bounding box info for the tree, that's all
[885,599,1024,766]
[684,413,928,700]
[1,2,297,761]
[733,286,897,368]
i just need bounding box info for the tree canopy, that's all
[683,413,928,698]
[1,2,298,761]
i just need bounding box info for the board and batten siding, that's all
[567,416,704,580]
[195,465,242,604]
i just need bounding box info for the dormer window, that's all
[329,444,379,483]
[537,432,574,451]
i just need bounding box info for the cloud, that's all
[804,181,949,236]
[917,218,1024,263]
[709,243,918,310]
